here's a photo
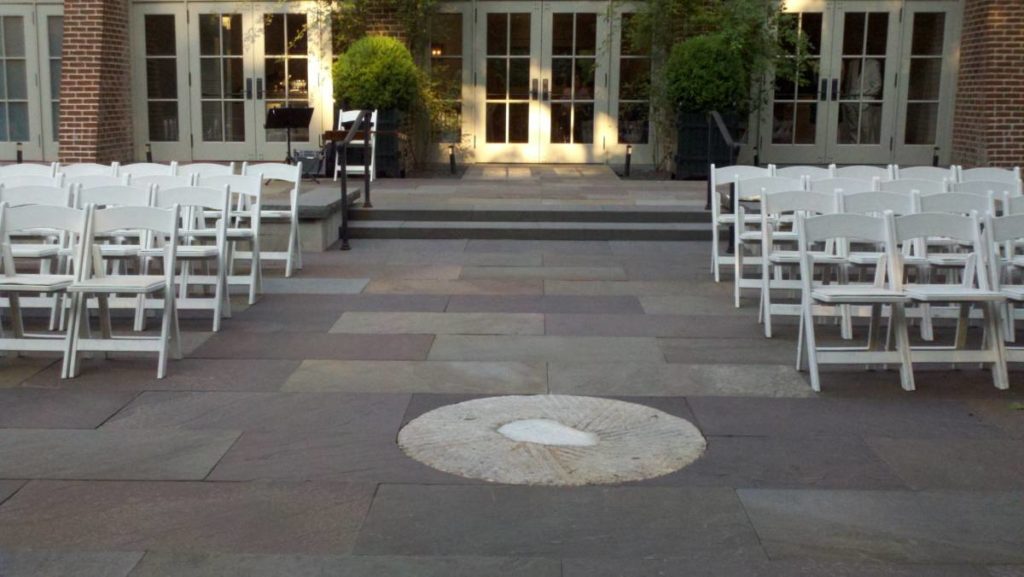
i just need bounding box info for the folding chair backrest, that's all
[833,165,893,181]
[154,186,231,213]
[880,178,947,195]
[91,205,179,237]
[60,163,117,177]
[1006,194,1024,215]
[75,185,152,209]
[119,162,177,178]
[1,204,88,237]
[132,175,194,189]
[66,174,130,189]
[0,185,71,207]
[774,165,834,181]
[892,212,979,245]
[0,174,65,188]
[197,174,262,201]
[959,166,1020,184]
[810,177,875,194]
[895,165,956,182]
[711,164,773,186]
[799,212,889,245]
[762,190,835,216]
[242,162,300,184]
[0,163,57,178]
[952,180,1020,197]
[177,163,235,177]
[840,191,915,215]
[986,213,1024,244]
[918,191,994,216]
[735,176,803,201]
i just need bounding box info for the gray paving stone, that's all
[465,240,612,254]
[546,314,767,337]
[354,485,761,558]
[0,481,24,505]
[0,480,373,554]
[191,333,434,360]
[641,295,754,315]
[0,429,239,480]
[297,264,463,280]
[445,294,644,313]
[260,278,369,294]
[428,335,665,362]
[236,294,450,317]
[22,359,301,392]
[867,438,1024,490]
[738,489,1024,563]
[989,567,1024,577]
[968,401,1024,438]
[689,397,1002,439]
[0,390,136,428]
[364,279,543,295]
[563,557,989,577]
[126,553,559,577]
[283,360,546,394]
[660,337,799,364]
[330,312,544,335]
[103,392,409,434]
[461,266,627,281]
[0,358,54,388]
[387,251,544,266]
[545,280,696,296]
[548,362,813,397]
[0,551,144,577]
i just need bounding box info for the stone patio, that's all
[0,234,1022,576]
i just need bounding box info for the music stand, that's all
[265,107,314,165]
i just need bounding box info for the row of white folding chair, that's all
[986,213,1024,352]
[240,162,303,277]
[51,162,235,179]
[796,211,1009,392]
[0,202,183,378]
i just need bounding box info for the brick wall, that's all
[59,0,134,164]
[951,0,1024,167]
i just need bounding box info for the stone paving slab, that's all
[428,335,665,362]
[640,295,756,315]
[0,390,136,428]
[548,362,813,397]
[989,568,1024,577]
[0,481,374,554]
[283,360,547,394]
[966,401,1024,438]
[386,251,545,266]
[102,392,410,434]
[330,312,544,335]
[545,313,765,338]
[445,294,644,313]
[688,397,1003,439]
[365,279,543,295]
[0,481,24,505]
[0,429,240,480]
[460,266,627,281]
[125,553,559,577]
[260,278,369,295]
[465,240,614,254]
[234,295,451,323]
[564,557,992,577]
[738,489,1024,564]
[22,359,301,392]
[298,264,463,280]
[0,359,54,388]
[544,280,697,296]
[354,485,761,558]
[866,438,1024,490]
[0,551,144,577]
[661,337,800,364]
[191,333,435,360]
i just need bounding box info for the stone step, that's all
[348,220,710,241]
[349,207,710,224]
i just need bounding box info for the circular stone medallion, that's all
[398,395,706,486]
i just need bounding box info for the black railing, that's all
[705,111,742,211]
[337,109,374,251]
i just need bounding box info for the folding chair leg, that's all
[9,294,25,341]
[802,298,822,392]
[157,289,179,379]
[65,293,88,379]
[796,306,805,371]
[734,240,743,308]
[985,302,1009,390]
[954,303,970,350]
[285,220,297,278]
[61,293,81,379]
[892,304,916,392]
[761,255,772,338]
[711,225,720,281]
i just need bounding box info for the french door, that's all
[474,1,610,163]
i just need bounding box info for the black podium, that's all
[265,107,314,164]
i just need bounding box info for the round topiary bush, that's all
[333,36,421,111]
[665,33,749,113]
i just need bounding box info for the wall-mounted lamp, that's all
[15,142,22,164]
[431,44,443,57]
[624,144,632,177]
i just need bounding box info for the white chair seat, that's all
[811,285,908,304]
[140,245,219,259]
[926,253,971,267]
[186,228,254,239]
[0,274,74,292]
[97,245,140,258]
[903,285,1006,302]
[11,244,61,258]
[847,251,884,266]
[260,209,291,219]
[69,276,166,294]
[770,250,845,264]
[716,214,736,225]
[1001,286,1024,301]
[741,230,797,242]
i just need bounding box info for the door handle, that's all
[542,79,549,101]
[530,79,539,100]
[819,78,828,101]
[256,78,264,100]
[245,78,253,100]
[831,78,839,101]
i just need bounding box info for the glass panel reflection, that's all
[905,102,937,145]
[486,102,506,143]
[573,103,593,143]
[508,102,529,142]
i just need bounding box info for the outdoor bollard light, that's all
[145,143,153,163]
[15,142,22,164]
[624,144,632,177]
[449,144,456,175]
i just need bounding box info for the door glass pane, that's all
[509,14,530,55]
[508,58,529,99]
[147,60,177,98]
[266,58,286,99]
[794,103,816,144]
[5,60,25,99]
[47,15,62,55]
[287,14,307,55]
[200,59,222,98]
[842,13,865,55]
[858,103,882,144]
[199,15,221,55]
[905,102,937,144]
[771,12,822,147]
[0,103,7,140]
[433,14,462,55]
[264,14,285,55]
[552,14,573,55]
[145,15,175,55]
[225,101,246,141]
[223,14,243,55]
[575,14,596,56]
[486,58,507,99]
[3,17,24,57]
[508,102,529,142]
[912,13,944,55]
[573,103,593,143]
[486,102,506,143]
[8,101,27,140]
[618,102,648,144]
[202,101,223,141]
[619,58,649,100]
[288,59,308,98]
[551,102,571,143]
[145,14,179,143]
[487,14,507,55]
[148,101,179,141]
[772,102,795,144]
[221,57,242,98]
[575,58,595,99]
[908,59,941,100]
[866,13,889,54]
[552,58,572,97]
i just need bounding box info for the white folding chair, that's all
[760,190,839,338]
[66,205,183,379]
[131,175,195,190]
[0,174,65,189]
[146,186,231,332]
[194,174,263,304]
[881,178,948,196]
[0,163,57,178]
[66,174,130,189]
[796,212,914,392]
[0,203,87,366]
[733,176,804,307]
[333,109,378,182]
[895,165,957,182]
[810,177,877,195]
[833,164,894,182]
[241,162,302,276]
[118,162,178,178]
[709,164,774,282]
[774,165,835,181]
[59,163,118,178]
[958,166,1021,189]
[984,212,1024,347]
[177,163,235,178]
[892,212,1008,389]
[952,180,1020,199]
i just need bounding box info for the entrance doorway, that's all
[761,0,961,166]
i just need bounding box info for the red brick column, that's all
[59,0,134,164]
[951,0,1024,168]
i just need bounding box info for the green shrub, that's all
[333,36,421,111]
[664,33,750,113]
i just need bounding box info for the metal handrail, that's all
[705,110,743,212]
[337,109,374,251]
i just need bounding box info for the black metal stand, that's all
[266,107,314,167]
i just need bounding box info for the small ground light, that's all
[146,143,153,163]
[449,144,456,175]
[624,144,632,177]
[16,142,23,164]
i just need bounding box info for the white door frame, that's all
[36,3,62,161]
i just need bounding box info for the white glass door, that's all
[0,5,43,161]
[132,3,191,161]
[37,4,62,161]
